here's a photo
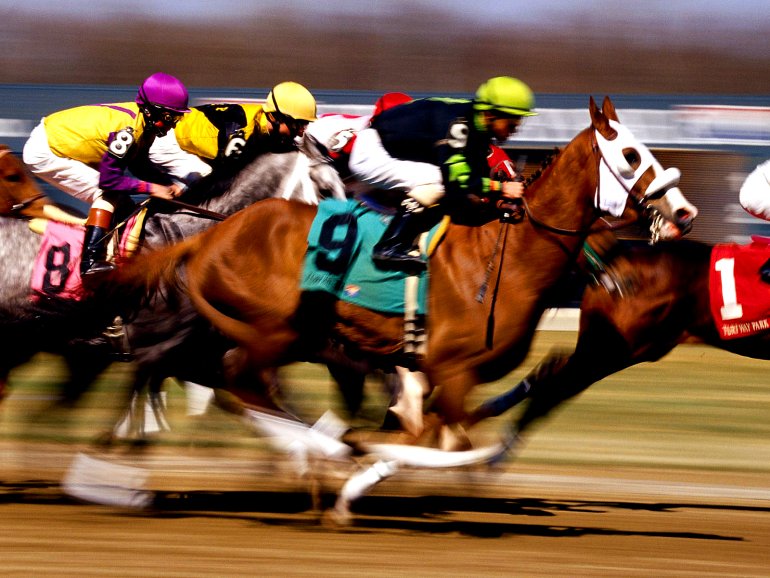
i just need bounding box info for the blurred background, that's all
[2,1,770,248]
[2,6,770,570]
[1,0,769,94]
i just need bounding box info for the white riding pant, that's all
[348,128,445,206]
[23,119,102,203]
[148,129,213,184]
[740,159,770,221]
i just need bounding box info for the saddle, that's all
[301,198,448,360]
[709,236,770,339]
[29,203,148,302]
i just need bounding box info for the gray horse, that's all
[0,136,345,414]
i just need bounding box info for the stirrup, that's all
[372,247,426,271]
[82,260,117,277]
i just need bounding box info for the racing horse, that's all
[0,137,345,407]
[106,97,696,463]
[470,233,770,442]
[0,145,49,220]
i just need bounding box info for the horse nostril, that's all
[675,208,695,232]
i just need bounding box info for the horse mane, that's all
[523,148,559,189]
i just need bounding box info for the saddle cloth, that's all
[709,236,770,339]
[29,208,147,301]
[300,199,444,315]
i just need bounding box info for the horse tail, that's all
[98,233,205,313]
[181,200,317,355]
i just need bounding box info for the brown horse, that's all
[0,144,50,220]
[109,96,697,436]
[471,234,770,441]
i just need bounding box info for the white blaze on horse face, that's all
[594,119,683,217]
[596,120,667,193]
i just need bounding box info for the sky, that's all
[4,0,770,28]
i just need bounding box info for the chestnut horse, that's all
[0,138,345,407]
[472,235,770,441]
[109,97,697,434]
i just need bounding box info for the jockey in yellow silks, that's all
[152,81,318,175]
[23,72,194,277]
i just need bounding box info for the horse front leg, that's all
[422,369,476,451]
[515,322,635,437]
[465,348,572,427]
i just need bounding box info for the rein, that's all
[7,193,47,213]
[101,197,228,245]
[155,197,227,221]
[518,131,645,238]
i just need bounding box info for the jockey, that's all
[23,72,193,277]
[153,81,318,177]
[739,158,770,281]
[348,76,537,269]
[304,91,412,188]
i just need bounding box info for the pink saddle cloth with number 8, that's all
[30,220,86,301]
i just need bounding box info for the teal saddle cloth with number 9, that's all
[300,198,434,315]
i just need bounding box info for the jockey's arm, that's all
[740,158,770,221]
[442,142,523,204]
[148,129,213,185]
[348,127,445,206]
[98,133,186,199]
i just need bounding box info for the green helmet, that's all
[474,76,536,117]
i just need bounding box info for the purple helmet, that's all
[136,72,191,113]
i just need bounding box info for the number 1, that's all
[715,257,743,321]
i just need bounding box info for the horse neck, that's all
[143,151,320,249]
[523,129,599,236]
[200,151,322,215]
[432,131,600,354]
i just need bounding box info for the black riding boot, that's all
[372,200,428,270]
[80,225,116,277]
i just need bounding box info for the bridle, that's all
[517,129,663,238]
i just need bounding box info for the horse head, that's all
[589,96,697,242]
[299,135,347,201]
[0,145,48,219]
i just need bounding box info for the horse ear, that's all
[590,96,618,140]
[602,96,620,122]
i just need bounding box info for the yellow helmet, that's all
[262,81,317,122]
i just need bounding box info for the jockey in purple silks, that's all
[23,72,198,276]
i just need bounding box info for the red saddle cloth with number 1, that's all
[709,236,770,339]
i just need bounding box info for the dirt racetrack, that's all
[3,335,770,576]
[2,445,770,576]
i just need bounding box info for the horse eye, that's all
[623,148,640,169]
[5,172,21,182]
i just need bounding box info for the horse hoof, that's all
[322,505,353,529]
